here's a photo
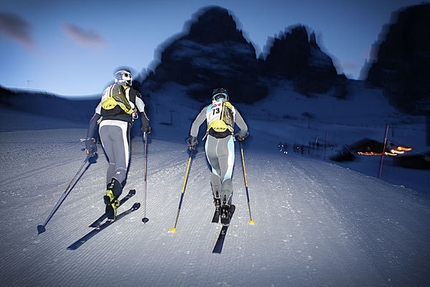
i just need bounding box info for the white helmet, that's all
[114,69,132,86]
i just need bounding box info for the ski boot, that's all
[214,195,221,213]
[211,191,222,223]
[220,204,232,226]
[104,178,121,220]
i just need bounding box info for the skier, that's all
[186,87,248,225]
[85,68,151,220]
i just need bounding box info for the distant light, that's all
[396,146,412,151]
[357,145,412,157]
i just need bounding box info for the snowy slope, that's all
[0,82,429,286]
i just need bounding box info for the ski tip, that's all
[142,217,149,223]
[132,202,141,210]
[129,189,136,195]
[37,225,46,235]
[248,220,255,225]
[168,227,177,233]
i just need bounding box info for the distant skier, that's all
[85,68,151,220]
[186,88,248,225]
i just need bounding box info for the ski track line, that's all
[237,153,388,285]
[0,156,86,189]
[3,133,429,286]
[43,160,221,286]
[289,157,430,285]
[287,159,385,284]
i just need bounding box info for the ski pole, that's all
[239,140,255,225]
[142,132,149,223]
[37,153,92,234]
[169,148,194,233]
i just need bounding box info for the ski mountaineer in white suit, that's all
[186,88,249,225]
[85,69,151,220]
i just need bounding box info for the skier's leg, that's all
[106,163,115,185]
[219,136,235,205]
[108,121,130,188]
[99,124,114,185]
[99,121,130,219]
[210,173,222,209]
[206,136,222,209]
[218,136,235,224]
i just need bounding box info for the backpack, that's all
[101,84,134,117]
[206,101,235,138]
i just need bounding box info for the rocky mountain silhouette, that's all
[262,25,345,97]
[142,6,343,103]
[364,3,430,114]
[143,6,267,103]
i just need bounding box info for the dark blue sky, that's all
[0,0,426,96]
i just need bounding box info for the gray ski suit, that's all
[189,100,248,205]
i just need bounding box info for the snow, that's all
[1,81,429,286]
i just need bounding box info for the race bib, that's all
[206,102,234,133]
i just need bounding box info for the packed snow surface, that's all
[1,81,429,286]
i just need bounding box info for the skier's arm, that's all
[190,106,207,138]
[134,92,150,133]
[186,106,207,150]
[234,109,249,140]
[87,111,101,140]
[85,112,101,156]
[140,112,150,134]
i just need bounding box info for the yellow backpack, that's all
[101,84,133,115]
[207,101,234,133]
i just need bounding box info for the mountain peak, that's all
[186,6,246,44]
[365,3,430,114]
[143,6,266,103]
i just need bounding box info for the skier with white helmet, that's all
[186,87,248,225]
[85,68,150,220]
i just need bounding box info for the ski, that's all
[211,198,221,223]
[211,209,220,223]
[67,202,140,250]
[89,189,136,228]
[212,205,235,254]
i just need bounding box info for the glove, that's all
[235,131,249,141]
[85,138,97,156]
[186,136,198,150]
[142,125,151,135]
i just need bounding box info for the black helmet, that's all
[212,87,229,102]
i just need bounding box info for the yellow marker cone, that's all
[169,227,177,233]
[249,220,255,225]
